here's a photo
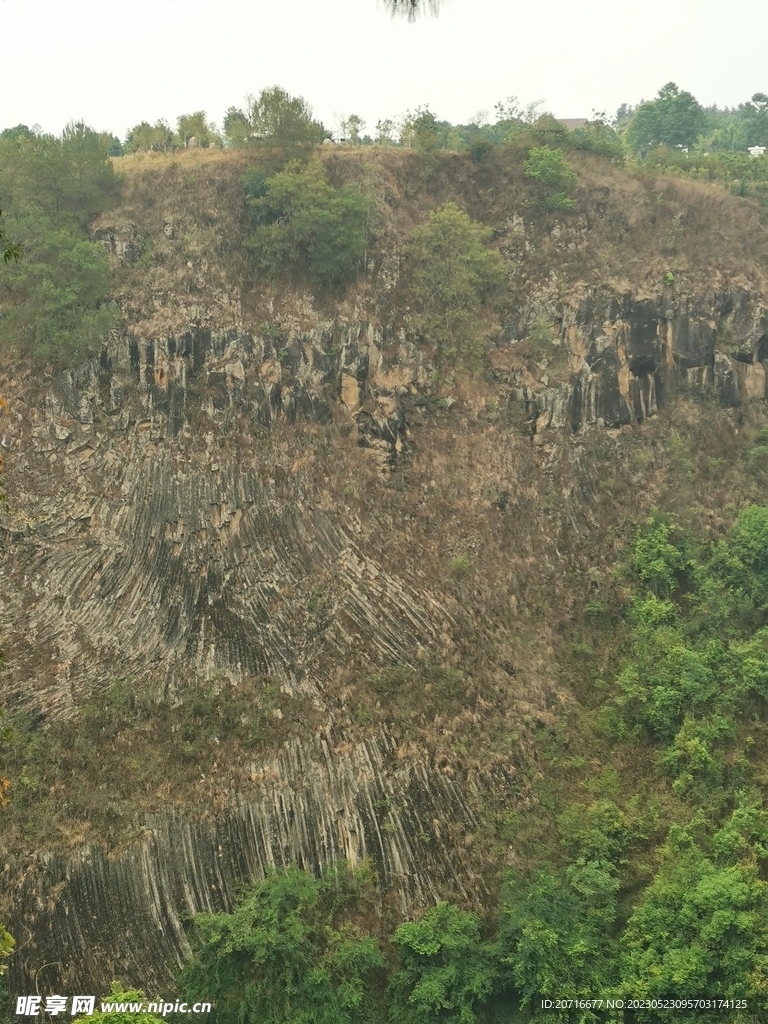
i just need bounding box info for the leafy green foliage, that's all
[224,87,326,156]
[626,513,689,597]
[523,147,578,211]
[609,507,768,751]
[409,108,441,154]
[339,114,366,145]
[0,122,120,361]
[621,806,768,1019]
[176,111,220,149]
[180,863,385,1024]
[245,159,369,287]
[500,862,619,1022]
[557,799,632,866]
[626,82,707,156]
[389,903,498,1024]
[80,984,163,1024]
[124,120,175,153]
[0,205,18,264]
[568,120,624,162]
[742,92,768,147]
[0,926,13,976]
[0,225,117,359]
[406,203,505,372]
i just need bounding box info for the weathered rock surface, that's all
[10,725,478,993]
[5,150,768,995]
[3,282,768,992]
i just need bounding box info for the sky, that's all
[1,0,767,140]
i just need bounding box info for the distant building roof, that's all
[558,118,588,130]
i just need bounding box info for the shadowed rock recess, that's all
[3,151,768,994]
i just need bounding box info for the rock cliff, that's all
[3,147,768,994]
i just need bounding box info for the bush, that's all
[389,903,498,1024]
[181,863,385,1024]
[523,147,578,211]
[224,87,326,158]
[406,203,505,373]
[620,809,768,1018]
[627,514,689,598]
[0,122,120,362]
[499,862,619,1020]
[245,159,369,287]
[449,554,472,577]
[568,121,624,162]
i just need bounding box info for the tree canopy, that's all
[244,159,369,286]
[224,87,326,153]
[0,121,119,361]
[180,863,385,1024]
[626,82,707,155]
[406,202,505,372]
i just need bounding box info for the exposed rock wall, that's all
[10,725,479,994]
[4,285,768,995]
[34,287,768,464]
[509,289,768,433]
[2,439,455,723]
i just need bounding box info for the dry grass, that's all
[97,144,768,346]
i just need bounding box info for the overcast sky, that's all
[2,0,767,140]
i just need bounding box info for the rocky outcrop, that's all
[4,284,768,995]
[9,724,479,994]
[503,289,768,433]
[38,289,768,466]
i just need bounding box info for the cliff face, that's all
[3,148,768,993]
[13,726,479,993]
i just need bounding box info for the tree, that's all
[500,862,619,1021]
[620,809,768,1020]
[224,87,325,155]
[375,119,398,146]
[340,114,366,144]
[406,202,505,372]
[1,205,19,264]
[626,82,707,156]
[180,864,385,1024]
[410,108,441,153]
[0,124,34,143]
[523,146,578,211]
[245,159,369,286]
[0,227,117,360]
[125,120,174,153]
[743,92,768,147]
[388,902,498,1024]
[177,111,220,149]
[0,122,119,361]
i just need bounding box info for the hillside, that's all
[2,143,768,1019]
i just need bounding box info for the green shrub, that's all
[523,147,578,211]
[389,903,498,1024]
[568,121,624,162]
[449,554,472,577]
[627,514,690,598]
[407,203,505,372]
[180,863,385,1024]
[620,808,768,1018]
[0,121,120,362]
[499,862,619,1019]
[245,159,369,287]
